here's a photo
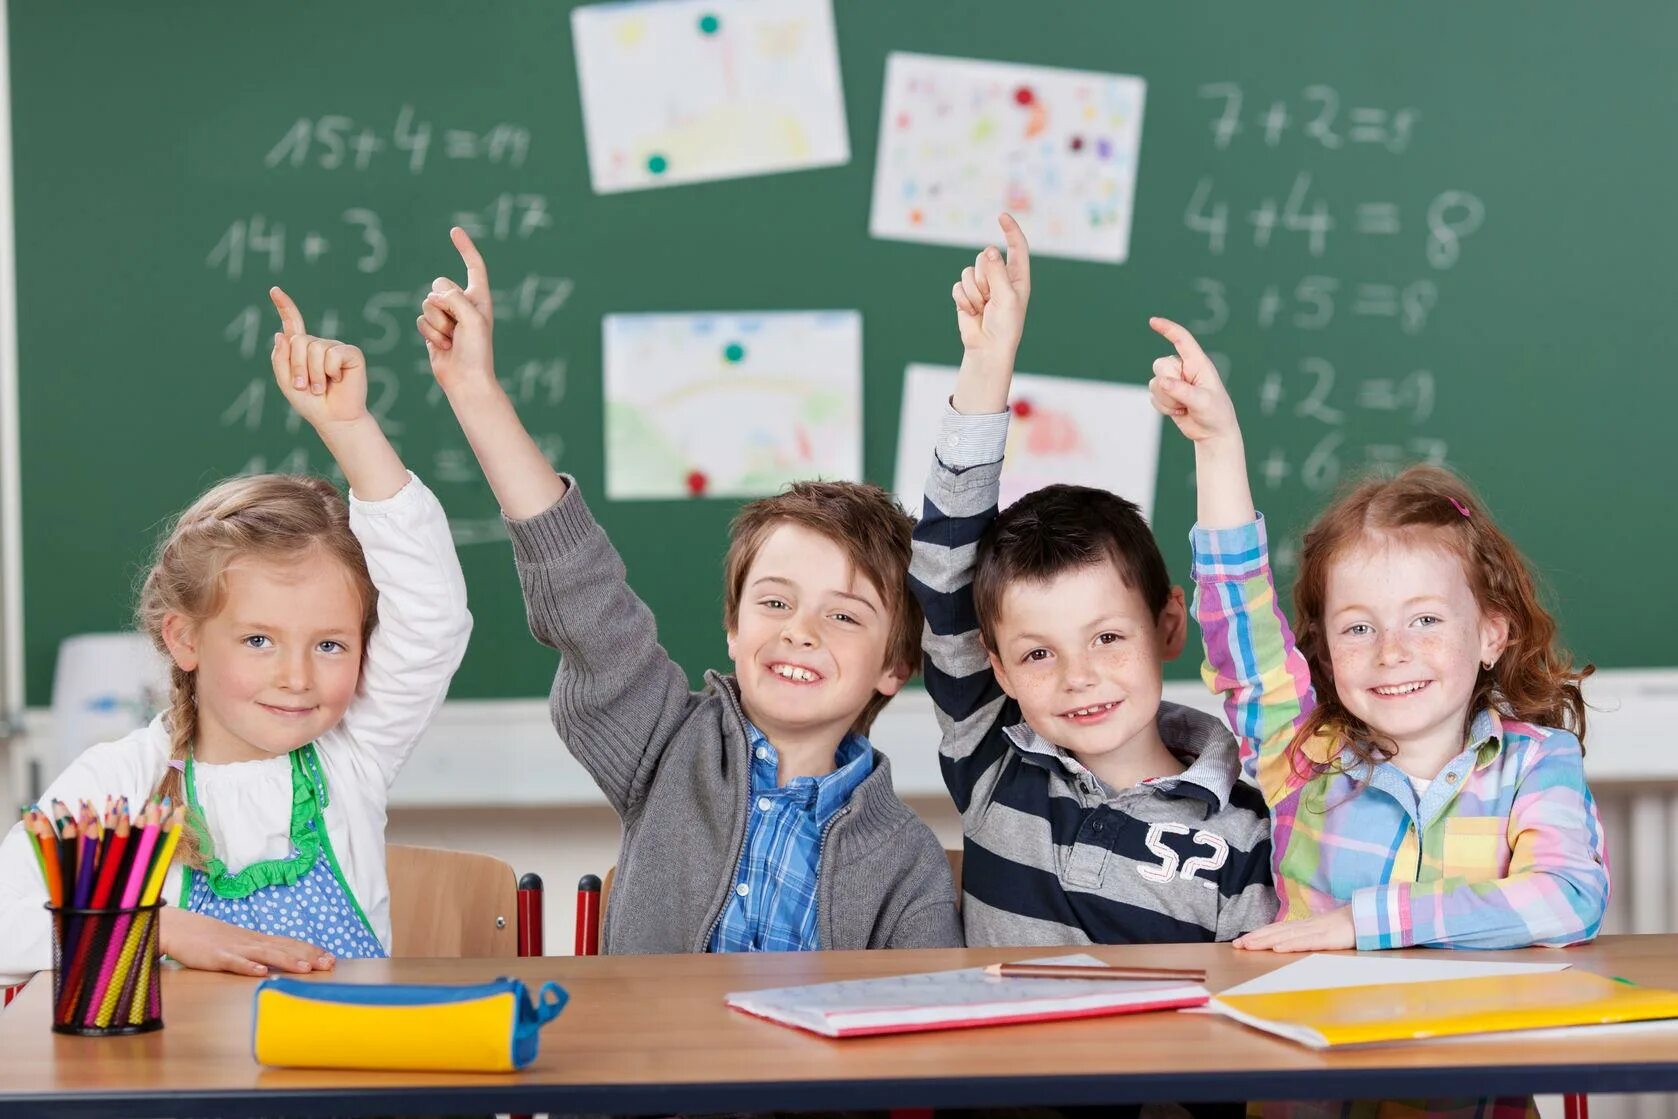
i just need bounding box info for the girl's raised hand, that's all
[416,226,497,397]
[269,287,368,429]
[1147,316,1239,446]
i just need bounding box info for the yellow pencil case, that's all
[252,976,567,1072]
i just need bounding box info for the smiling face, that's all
[986,559,1186,764]
[162,553,367,765]
[1322,531,1509,765]
[726,523,909,749]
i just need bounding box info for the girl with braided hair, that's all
[0,289,470,982]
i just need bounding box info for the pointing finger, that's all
[269,287,307,337]
[998,213,1031,294]
[1148,317,1213,383]
[450,226,490,294]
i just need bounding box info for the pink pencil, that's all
[82,805,162,1026]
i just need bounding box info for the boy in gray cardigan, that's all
[417,228,960,952]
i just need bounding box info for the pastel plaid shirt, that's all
[1191,516,1608,951]
[707,723,872,953]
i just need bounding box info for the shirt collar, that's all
[1000,702,1240,809]
[1335,706,1508,776]
[1468,707,1504,768]
[744,722,874,821]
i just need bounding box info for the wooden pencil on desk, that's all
[984,962,1207,982]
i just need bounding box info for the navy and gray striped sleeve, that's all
[907,408,1013,810]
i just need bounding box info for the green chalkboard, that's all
[10,1,1676,705]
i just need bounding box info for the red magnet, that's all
[686,470,709,497]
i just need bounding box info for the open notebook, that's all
[725,954,1208,1038]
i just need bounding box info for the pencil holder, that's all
[46,901,164,1036]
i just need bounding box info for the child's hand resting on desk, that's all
[268,288,369,429]
[1233,906,1355,953]
[416,226,497,396]
[1146,316,1240,447]
[161,907,335,977]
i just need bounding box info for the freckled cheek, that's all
[1409,633,1464,665]
[1326,643,1371,684]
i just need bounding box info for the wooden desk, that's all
[4,936,1678,1118]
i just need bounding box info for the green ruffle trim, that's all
[183,745,323,900]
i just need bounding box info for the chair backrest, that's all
[576,849,963,956]
[387,843,520,958]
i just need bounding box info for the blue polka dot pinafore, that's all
[178,744,385,959]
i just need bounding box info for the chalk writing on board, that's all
[262,106,529,175]
[449,194,553,242]
[1198,83,1417,154]
[215,109,571,546]
[1183,82,1474,570]
[1184,177,1481,271]
[1189,277,1439,337]
[206,210,389,280]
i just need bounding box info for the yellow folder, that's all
[1212,970,1678,1050]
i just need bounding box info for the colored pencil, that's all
[983,962,1208,982]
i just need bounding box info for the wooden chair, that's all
[387,843,544,959]
[387,845,545,1119]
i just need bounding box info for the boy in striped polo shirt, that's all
[911,215,1276,947]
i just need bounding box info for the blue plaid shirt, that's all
[707,723,873,952]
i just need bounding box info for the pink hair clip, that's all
[1447,497,1472,519]
[167,758,186,773]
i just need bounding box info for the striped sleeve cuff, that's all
[935,404,1010,471]
[1191,514,1270,580]
[1352,883,1413,950]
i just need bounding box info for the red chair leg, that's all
[1564,1095,1589,1119]
[574,874,602,956]
[511,874,547,1119]
[2,983,17,1007]
[517,872,545,958]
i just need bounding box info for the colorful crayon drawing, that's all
[893,363,1162,519]
[604,311,862,500]
[869,53,1147,263]
[573,0,850,193]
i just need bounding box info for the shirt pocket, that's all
[1439,814,1511,879]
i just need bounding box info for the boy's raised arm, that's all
[418,227,569,520]
[909,216,1030,805]
[420,229,692,819]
